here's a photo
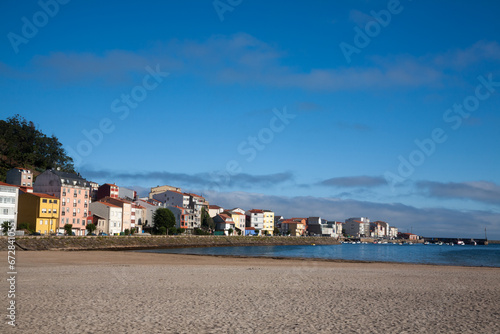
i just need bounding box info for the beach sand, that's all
[2,251,499,333]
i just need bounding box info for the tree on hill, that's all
[153,208,176,235]
[0,115,75,182]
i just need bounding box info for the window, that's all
[3,209,8,215]
[42,208,47,213]
[53,200,57,204]
[54,209,57,214]
[42,199,47,203]
[45,220,48,225]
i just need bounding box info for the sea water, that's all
[138,243,500,267]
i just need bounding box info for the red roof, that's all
[248,209,263,213]
[96,201,120,208]
[0,181,18,188]
[30,192,59,199]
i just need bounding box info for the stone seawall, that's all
[0,235,341,251]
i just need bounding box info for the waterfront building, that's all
[152,190,208,230]
[246,209,264,234]
[262,210,275,235]
[18,192,60,235]
[100,197,132,232]
[344,217,370,238]
[214,213,235,235]
[33,170,90,236]
[281,218,306,236]
[0,181,19,230]
[89,201,123,235]
[224,210,246,235]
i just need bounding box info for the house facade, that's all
[33,170,90,236]
[344,217,370,237]
[281,218,306,236]
[89,201,122,235]
[96,183,119,201]
[209,205,224,218]
[262,210,275,235]
[100,197,132,232]
[153,190,208,230]
[214,213,235,235]
[225,210,246,234]
[246,209,264,234]
[18,192,59,235]
[6,167,33,187]
[0,182,19,230]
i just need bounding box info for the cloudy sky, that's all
[1,0,499,238]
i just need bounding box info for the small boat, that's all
[457,240,465,245]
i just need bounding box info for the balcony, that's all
[61,212,65,216]
[73,193,77,197]
[62,192,66,196]
[62,202,65,206]
[84,204,87,208]
[73,203,77,207]
[72,213,76,217]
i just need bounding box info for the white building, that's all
[246,209,264,232]
[89,201,123,235]
[153,190,208,230]
[0,182,19,231]
[344,217,370,238]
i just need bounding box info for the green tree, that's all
[0,115,75,181]
[2,221,11,235]
[201,207,215,231]
[228,228,233,236]
[153,208,176,235]
[86,223,96,235]
[64,224,73,236]
[124,229,130,235]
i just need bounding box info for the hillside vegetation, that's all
[0,115,75,182]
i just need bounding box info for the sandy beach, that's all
[2,251,499,333]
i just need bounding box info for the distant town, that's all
[0,167,418,241]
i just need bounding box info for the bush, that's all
[124,229,130,235]
[158,226,167,235]
[193,228,210,235]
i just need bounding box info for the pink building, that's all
[33,169,90,236]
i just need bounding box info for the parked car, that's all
[98,232,108,236]
[30,232,41,236]
[88,233,97,236]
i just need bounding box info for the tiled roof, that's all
[30,192,58,199]
[0,181,18,188]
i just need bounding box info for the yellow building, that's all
[262,210,275,235]
[18,192,60,235]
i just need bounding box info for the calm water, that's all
[138,243,500,267]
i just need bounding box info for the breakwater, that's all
[1,235,340,251]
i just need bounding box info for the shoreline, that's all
[4,250,499,333]
[4,241,499,331]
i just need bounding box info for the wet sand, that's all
[2,251,499,333]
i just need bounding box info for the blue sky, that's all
[1,0,500,239]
